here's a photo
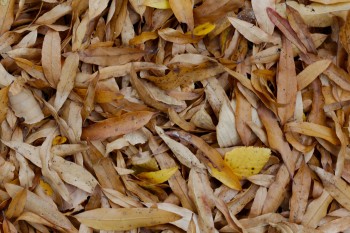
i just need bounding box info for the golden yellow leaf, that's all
[143,0,171,9]
[188,22,215,36]
[137,167,178,185]
[224,147,271,179]
[52,136,67,146]
[129,31,158,45]
[74,208,181,231]
[5,188,27,219]
[39,179,54,197]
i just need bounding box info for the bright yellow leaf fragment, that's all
[52,135,67,145]
[137,167,178,184]
[143,0,171,9]
[188,22,216,36]
[225,147,271,179]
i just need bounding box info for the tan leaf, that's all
[5,189,27,219]
[228,17,276,44]
[296,59,332,90]
[277,36,297,125]
[74,208,181,231]
[155,126,205,169]
[54,52,79,111]
[51,156,98,193]
[257,105,296,176]
[289,161,311,223]
[0,0,15,35]
[145,61,224,90]
[81,111,155,140]
[4,183,77,233]
[78,47,145,66]
[311,166,350,211]
[169,0,194,30]
[42,30,61,88]
[0,85,9,124]
[89,0,109,19]
[251,0,275,35]
[158,28,203,44]
[36,2,72,25]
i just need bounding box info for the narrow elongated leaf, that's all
[81,111,155,140]
[74,208,181,231]
[42,30,61,87]
[0,0,15,35]
[54,53,79,111]
[137,167,178,184]
[0,86,9,123]
[169,0,194,30]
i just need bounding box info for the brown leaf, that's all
[286,5,317,53]
[78,47,145,66]
[81,111,155,140]
[277,36,297,125]
[289,161,311,223]
[257,105,296,176]
[5,189,27,219]
[146,62,224,90]
[0,85,9,124]
[267,7,307,54]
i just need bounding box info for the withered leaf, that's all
[146,62,224,90]
[81,111,155,140]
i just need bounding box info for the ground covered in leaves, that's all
[1,0,350,232]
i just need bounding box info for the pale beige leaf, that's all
[312,166,350,211]
[302,190,333,228]
[8,82,44,124]
[36,3,72,25]
[252,0,275,35]
[54,53,79,111]
[89,0,109,19]
[0,0,15,35]
[74,208,181,231]
[42,30,62,88]
[228,17,277,44]
[155,126,205,169]
[217,99,240,147]
[51,156,98,193]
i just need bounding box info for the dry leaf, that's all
[82,111,154,140]
[42,30,61,88]
[137,167,178,184]
[225,147,271,179]
[169,0,194,30]
[0,0,15,35]
[74,208,181,230]
[0,86,9,124]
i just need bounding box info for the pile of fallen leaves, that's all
[1,0,350,232]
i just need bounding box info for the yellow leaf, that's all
[143,0,171,9]
[137,167,178,184]
[188,22,215,36]
[52,135,67,146]
[39,179,54,197]
[74,208,181,231]
[225,147,271,179]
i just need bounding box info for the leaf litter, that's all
[0,0,350,232]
